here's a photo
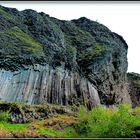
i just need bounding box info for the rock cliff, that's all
[127,72,140,107]
[0,5,132,108]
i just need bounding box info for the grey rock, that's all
[0,5,132,108]
[0,65,100,108]
[127,72,140,107]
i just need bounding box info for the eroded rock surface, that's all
[0,65,100,108]
[0,5,131,108]
[127,72,140,107]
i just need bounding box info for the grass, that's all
[63,22,95,50]
[0,26,45,57]
[78,43,111,60]
[5,26,44,56]
[36,127,59,137]
[0,103,140,138]
[32,114,79,138]
[64,26,94,45]
[0,121,29,132]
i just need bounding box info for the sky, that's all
[0,1,140,74]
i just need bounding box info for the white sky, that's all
[0,1,140,74]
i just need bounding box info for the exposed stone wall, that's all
[0,5,132,108]
[0,65,100,108]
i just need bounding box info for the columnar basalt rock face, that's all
[0,65,100,108]
[0,5,132,108]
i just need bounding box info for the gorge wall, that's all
[0,5,132,108]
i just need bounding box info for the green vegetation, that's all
[0,103,140,138]
[0,26,45,58]
[65,104,140,138]
[4,26,44,56]
[74,27,95,44]
[0,113,78,138]
[132,80,140,88]
[31,114,79,138]
[63,22,95,48]
[79,43,111,60]
[65,45,77,54]
[0,110,10,122]
[0,121,29,132]
[0,7,13,21]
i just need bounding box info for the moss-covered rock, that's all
[0,101,75,123]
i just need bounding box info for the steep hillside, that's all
[0,5,131,109]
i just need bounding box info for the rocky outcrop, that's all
[127,72,140,107]
[0,65,100,108]
[0,101,75,123]
[0,5,132,108]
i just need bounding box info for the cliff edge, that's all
[0,5,132,108]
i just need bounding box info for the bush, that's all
[0,110,10,122]
[68,104,140,138]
